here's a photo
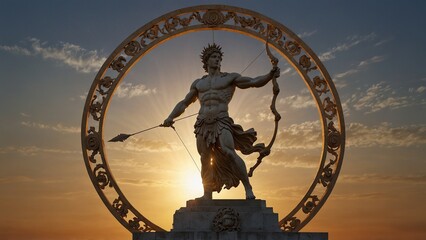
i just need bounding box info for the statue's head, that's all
[201,43,223,72]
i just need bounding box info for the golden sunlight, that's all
[181,169,203,198]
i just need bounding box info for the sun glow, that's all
[181,169,204,199]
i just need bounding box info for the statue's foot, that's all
[195,193,212,200]
[245,189,256,200]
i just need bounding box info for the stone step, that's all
[133,232,328,240]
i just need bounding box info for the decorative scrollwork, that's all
[93,164,112,189]
[323,97,337,120]
[212,208,240,232]
[124,41,142,56]
[327,121,341,151]
[113,197,129,218]
[86,127,101,163]
[299,55,317,72]
[86,127,101,151]
[164,17,181,33]
[141,25,160,44]
[129,217,154,232]
[282,217,301,232]
[266,25,284,46]
[233,14,260,29]
[313,76,329,96]
[268,25,283,41]
[328,150,338,163]
[89,95,103,121]
[97,76,114,96]
[110,56,126,72]
[129,217,141,230]
[302,195,320,214]
[284,40,301,56]
[202,9,226,26]
[318,163,333,187]
[179,12,201,27]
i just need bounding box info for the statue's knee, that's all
[222,149,237,159]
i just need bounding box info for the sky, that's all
[0,0,425,240]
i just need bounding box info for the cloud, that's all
[349,82,413,113]
[340,174,426,184]
[333,55,385,89]
[0,45,32,55]
[270,120,426,150]
[0,38,106,73]
[297,30,317,38]
[0,176,35,184]
[21,121,80,133]
[257,111,274,122]
[117,178,174,187]
[415,86,426,93]
[279,93,315,109]
[358,55,385,67]
[267,152,319,168]
[275,121,322,150]
[0,146,79,156]
[257,186,307,201]
[332,192,389,200]
[20,112,30,118]
[319,33,376,61]
[348,122,426,148]
[409,86,426,93]
[374,38,392,47]
[334,69,360,79]
[116,83,157,98]
[69,92,89,102]
[234,113,253,123]
[280,67,292,75]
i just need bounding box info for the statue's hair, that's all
[200,43,223,72]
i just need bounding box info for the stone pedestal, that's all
[173,199,280,232]
[133,199,328,240]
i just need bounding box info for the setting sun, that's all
[181,170,204,198]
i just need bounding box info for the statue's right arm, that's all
[163,80,198,127]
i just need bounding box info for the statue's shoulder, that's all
[226,72,241,80]
[190,77,202,90]
[220,72,237,77]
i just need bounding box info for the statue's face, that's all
[207,52,222,69]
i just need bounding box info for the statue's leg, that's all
[218,129,255,199]
[196,134,213,200]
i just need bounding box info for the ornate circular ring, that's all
[81,4,345,233]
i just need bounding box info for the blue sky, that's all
[0,1,425,240]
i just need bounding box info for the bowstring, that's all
[172,127,201,173]
[240,47,266,75]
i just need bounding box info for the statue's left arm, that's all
[234,67,280,89]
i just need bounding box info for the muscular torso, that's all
[195,73,236,117]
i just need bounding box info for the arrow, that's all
[108,113,198,142]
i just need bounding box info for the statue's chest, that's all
[197,76,233,92]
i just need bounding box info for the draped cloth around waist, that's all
[194,114,265,192]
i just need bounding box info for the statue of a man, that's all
[163,43,280,200]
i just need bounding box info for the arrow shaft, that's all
[130,113,198,136]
